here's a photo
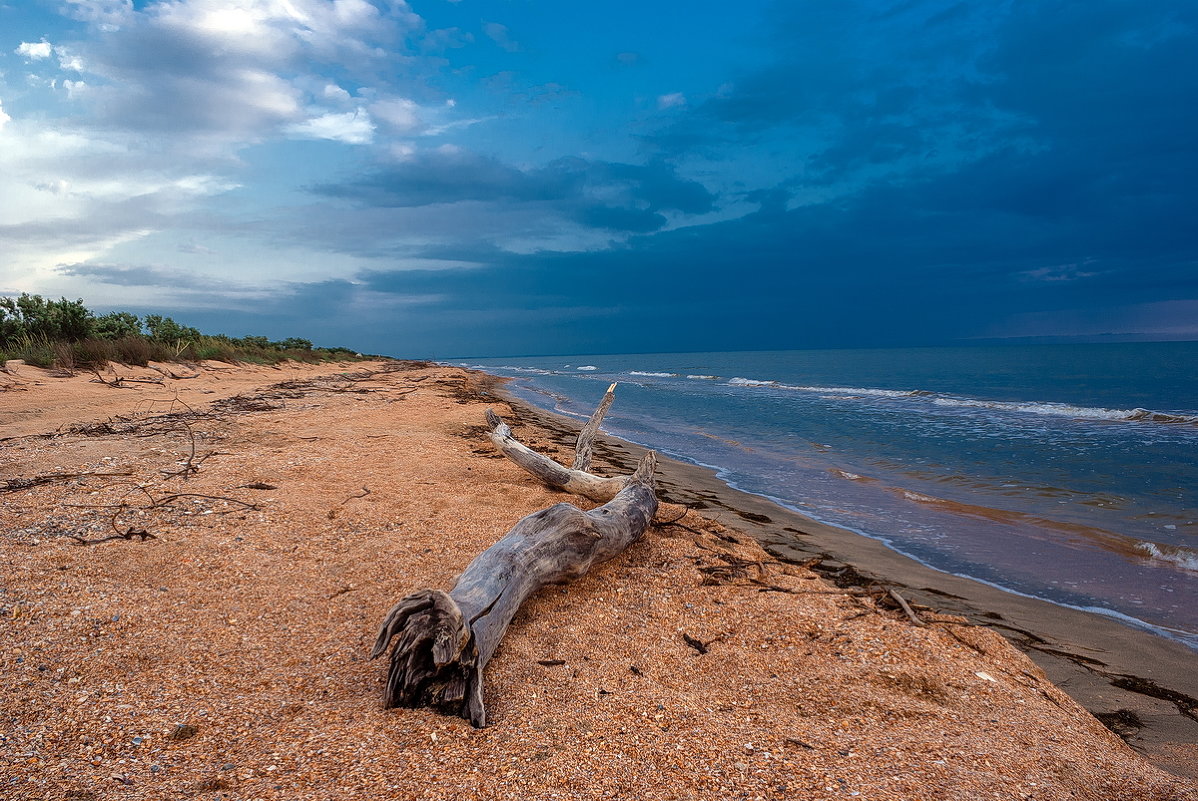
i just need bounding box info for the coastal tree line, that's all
[0,293,363,369]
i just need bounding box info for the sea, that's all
[461,343,1198,650]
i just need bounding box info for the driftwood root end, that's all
[371,589,486,727]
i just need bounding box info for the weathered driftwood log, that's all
[371,451,658,727]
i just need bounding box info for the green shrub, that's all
[0,294,94,344]
[93,311,141,340]
[144,314,201,345]
[1,293,367,369]
[192,341,237,362]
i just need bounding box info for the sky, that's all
[1,0,1196,357]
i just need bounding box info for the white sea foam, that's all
[722,374,1198,425]
[687,374,720,380]
[932,397,1198,424]
[498,365,554,374]
[576,365,598,371]
[728,378,925,397]
[630,371,675,377]
[786,385,928,398]
[1137,542,1198,573]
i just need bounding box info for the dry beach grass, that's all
[1,358,1195,800]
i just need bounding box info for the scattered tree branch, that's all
[69,528,157,546]
[887,588,927,627]
[1,471,133,493]
[340,486,372,505]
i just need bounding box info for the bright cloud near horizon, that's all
[1,0,1195,357]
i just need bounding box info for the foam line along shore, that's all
[472,366,1198,777]
[462,343,1198,652]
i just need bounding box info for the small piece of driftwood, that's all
[887,588,926,627]
[371,451,659,727]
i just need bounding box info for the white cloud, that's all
[483,21,519,52]
[178,240,216,255]
[323,83,353,103]
[657,92,686,109]
[389,142,416,161]
[370,97,423,134]
[60,0,134,29]
[57,50,87,71]
[17,41,54,60]
[286,110,375,143]
[0,116,242,297]
[0,0,453,302]
[51,0,422,147]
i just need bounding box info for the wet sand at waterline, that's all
[1,358,1194,799]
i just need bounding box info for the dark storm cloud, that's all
[58,263,188,288]
[56,262,232,291]
[352,127,1196,354]
[646,1,1018,178]
[313,151,715,231]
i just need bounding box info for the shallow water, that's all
[465,342,1198,649]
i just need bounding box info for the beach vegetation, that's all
[93,311,142,340]
[0,293,367,371]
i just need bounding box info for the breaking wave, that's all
[468,364,557,374]
[794,386,932,398]
[728,377,777,386]
[629,371,676,377]
[728,378,931,397]
[1137,543,1198,573]
[724,376,1197,426]
[932,397,1198,425]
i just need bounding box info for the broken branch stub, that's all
[372,451,658,727]
[572,382,617,472]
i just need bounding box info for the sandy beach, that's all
[2,358,1195,800]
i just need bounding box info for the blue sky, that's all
[1,0,1195,357]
